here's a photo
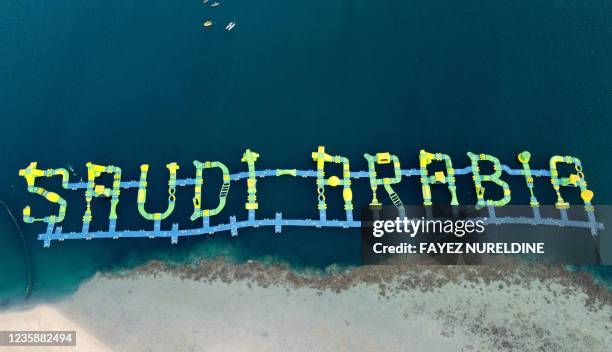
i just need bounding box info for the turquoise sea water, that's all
[1,1,611,302]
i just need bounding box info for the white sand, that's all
[0,305,110,352]
[1,268,610,352]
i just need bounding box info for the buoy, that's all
[343,188,353,202]
[328,176,341,187]
[581,190,594,202]
[569,174,581,184]
[518,151,531,163]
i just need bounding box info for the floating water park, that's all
[18,147,603,247]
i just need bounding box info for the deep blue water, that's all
[1,1,611,302]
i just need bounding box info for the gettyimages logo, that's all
[371,217,486,238]
[361,205,608,265]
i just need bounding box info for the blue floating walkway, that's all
[35,164,601,248]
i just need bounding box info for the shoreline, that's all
[1,260,611,351]
[118,258,612,306]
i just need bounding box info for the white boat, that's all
[225,22,236,31]
[211,2,220,6]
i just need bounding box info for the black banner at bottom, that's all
[360,205,610,265]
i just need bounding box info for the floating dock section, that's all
[17,148,603,247]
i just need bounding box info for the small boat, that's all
[211,2,220,7]
[203,20,213,27]
[225,22,236,31]
[203,0,209,3]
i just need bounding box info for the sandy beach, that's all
[1,261,610,352]
[0,305,110,352]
